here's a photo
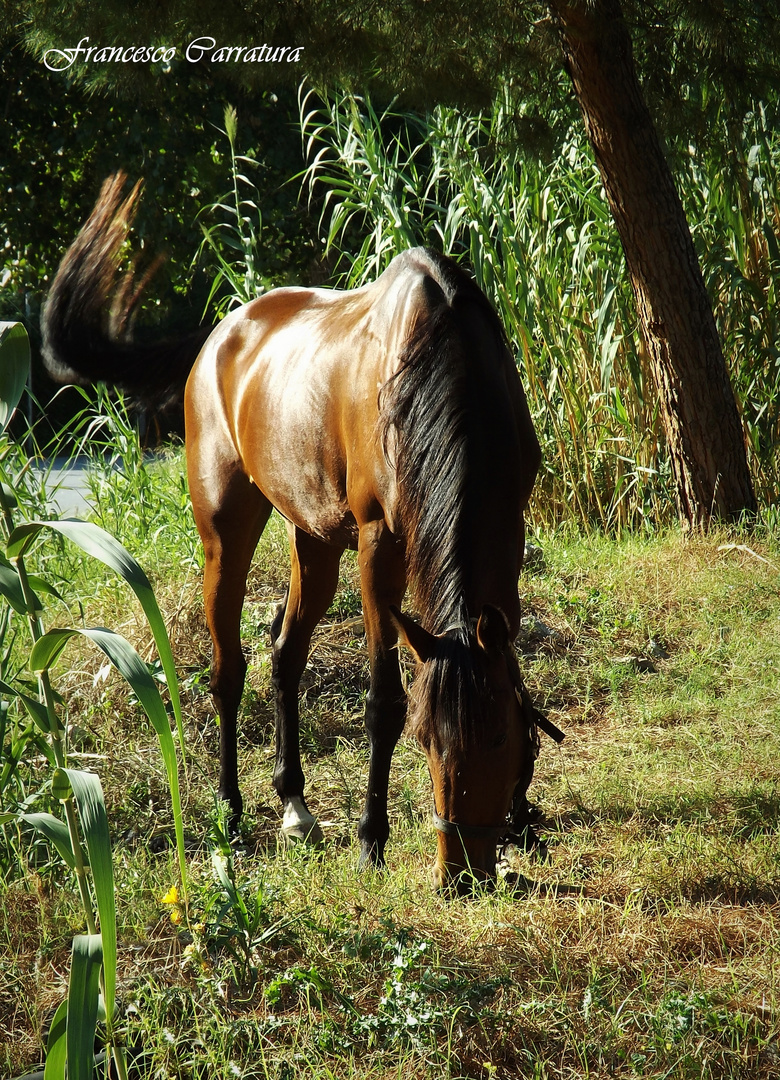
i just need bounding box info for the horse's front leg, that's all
[357,521,407,868]
[272,526,343,843]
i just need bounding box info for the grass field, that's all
[2,445,779,1079]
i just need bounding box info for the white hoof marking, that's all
[281,797,324,846]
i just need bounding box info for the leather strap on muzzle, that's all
[431,803,506,840]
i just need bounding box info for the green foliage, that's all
[12,0,780,137]
[0,324,187,1079]
[2,41,218,313]
[2,39,315,382]
[300,86,780,529]
[77,386,201,571]
[682,101,780,502]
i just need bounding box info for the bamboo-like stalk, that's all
[298,87,780,529]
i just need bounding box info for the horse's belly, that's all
[253,447,359,547]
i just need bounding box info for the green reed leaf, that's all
[66,934,103,1080]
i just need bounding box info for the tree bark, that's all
[548,0,756,527]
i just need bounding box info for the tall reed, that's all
[300,86,780,530]
[682,102,780,506]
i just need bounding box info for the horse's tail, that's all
[41,172,212,408]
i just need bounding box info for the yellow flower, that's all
[160,885,185,925]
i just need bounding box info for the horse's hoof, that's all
[281,798,324,847]
[357,843,386,871]
[282,821,324,846]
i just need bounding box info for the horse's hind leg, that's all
[191,466,272,823]
[272,525,343,843]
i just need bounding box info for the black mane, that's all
[379,249,510,636]
[379,250,513,747]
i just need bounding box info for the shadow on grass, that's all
[554,782,780,835]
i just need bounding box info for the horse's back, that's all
[184,253,438,544]
[184,248,536,551]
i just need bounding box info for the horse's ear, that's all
[476,604,510,655]
[389,605,438,663]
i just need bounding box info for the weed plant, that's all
[195,105,273,321]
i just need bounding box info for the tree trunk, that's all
[548,0,756,527]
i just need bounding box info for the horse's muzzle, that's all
[433,857,498,896]
[431,804,503,894]
[432,838,499,896]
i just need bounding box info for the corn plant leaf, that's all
[0,322,30,434]
[0,678,51,733]
[27,574,64,603]
[58,767,117,1020]
[33,622,186,906]
[7,519,185,755]
[30,628,77,675]
[9,519,187,902]
[0,560,30,614]
[67,933,103,1080]
[43,997,68,1080]
[22,811,75,869]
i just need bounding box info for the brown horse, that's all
[43,174,556,892]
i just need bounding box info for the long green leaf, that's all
[7,519,186,758]
[66,934,103,1080]
[22,811,75,869]
[44,998,68,1080]
[10,519,188,899]
[0,560,29,613]
[31,623,187,910]
[0,322,30,434]
[0,677,51,732]
[77,627,185,896]
[30,628,77,674]
[0,483,18,511]
[58,768,117,1020]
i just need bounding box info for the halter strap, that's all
[431,802,506,840]
[519,694,566,745]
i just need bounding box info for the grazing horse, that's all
[42,174,554,892]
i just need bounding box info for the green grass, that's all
[1,443,779,1078]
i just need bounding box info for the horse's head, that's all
[391,604,538,895]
